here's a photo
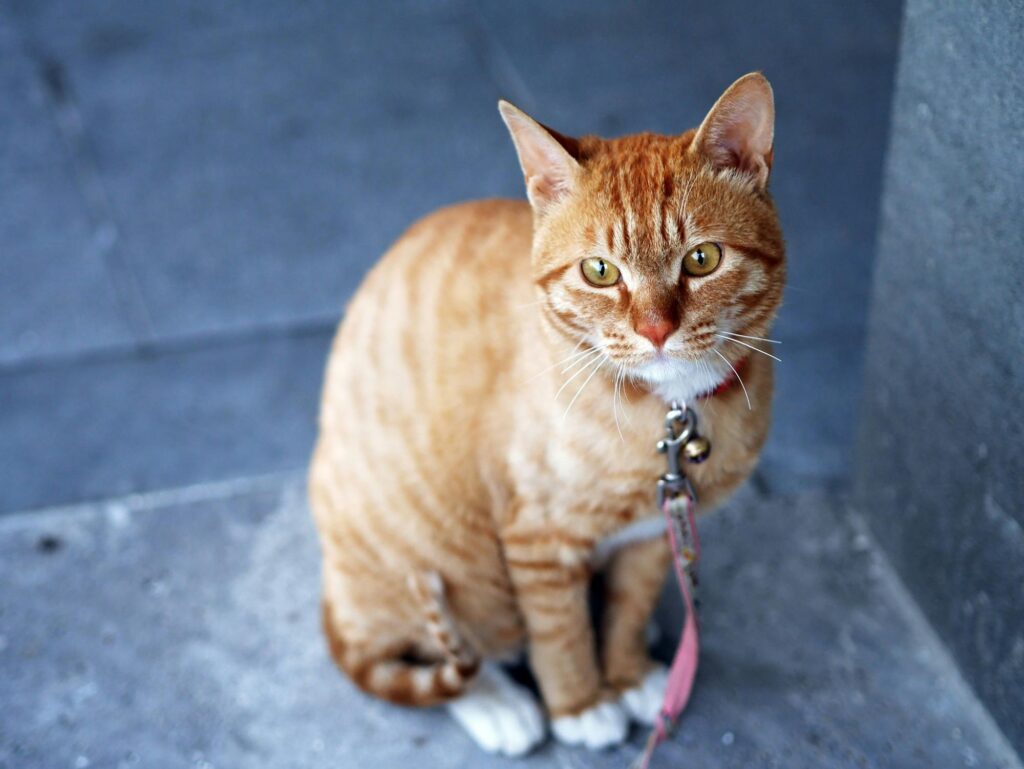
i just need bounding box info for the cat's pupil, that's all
[598,261,606,276]
[695,251,706,265]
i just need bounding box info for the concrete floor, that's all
[3,1,1020,767]
[2,480,1020,769]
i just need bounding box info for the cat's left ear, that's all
[691,72,775,189]
[499,101,581,213]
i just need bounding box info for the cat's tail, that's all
[322,572,480,706]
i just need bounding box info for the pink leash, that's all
[632,403,705,769]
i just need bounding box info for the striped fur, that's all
[310,74,785,736]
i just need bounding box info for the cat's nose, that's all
[635,317,678,348]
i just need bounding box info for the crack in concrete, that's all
[29,49,156,346]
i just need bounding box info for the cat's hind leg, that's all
[321,570,480,707]
[321,599,479,706]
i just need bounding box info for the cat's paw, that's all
[446,663,546,756]
[619,665,669,726]
[551,700,629,750]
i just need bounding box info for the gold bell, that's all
[683,435,711,464]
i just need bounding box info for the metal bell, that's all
[683,435,711,464]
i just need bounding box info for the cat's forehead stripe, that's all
[586,143,697,266]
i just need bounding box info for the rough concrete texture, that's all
[855,0,1024,752]
[2,478,1019,769]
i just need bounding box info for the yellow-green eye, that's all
[682,242,722,277]
[581,257,621,287]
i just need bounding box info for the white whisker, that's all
[612,365,624,442]
[714,334,781,362]
[562,353,605,420]
[554,339,589,372]
[680,172,700,213]
[719,330,782,345]
[684,199,711,228]
[521,341,593,385]
[697,358,714,403]
[554,350,605,402]
[712,348,752,410]
[616,364,633,433]
[512,298,548,310]
[562,345,604,374]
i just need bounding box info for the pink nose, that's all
[635,317,677,348]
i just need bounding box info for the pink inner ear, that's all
[714,123,770,179]
[697,78,774,185]
[500,102,580,211]
[517,127,577,208]
[708,104,770,173]
[527,173,571,208]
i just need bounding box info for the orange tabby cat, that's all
[309,73,784,755]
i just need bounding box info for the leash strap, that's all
[632,492,701,769]
[633,403,704,769]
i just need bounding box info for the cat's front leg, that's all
[601,534,672,725]
[502,529,629,749]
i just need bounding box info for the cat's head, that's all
[500,73,785,403]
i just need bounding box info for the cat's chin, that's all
[630,354,729,405]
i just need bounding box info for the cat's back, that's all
[315,199,535,506]
[381,197,531,278]
[310,199,535,656]
[329,197,532,374]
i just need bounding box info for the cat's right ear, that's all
[499,101,580,213]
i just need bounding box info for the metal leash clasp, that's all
[656,401,697,509]
[657,401,702,569]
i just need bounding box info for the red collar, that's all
[702,356,748,398]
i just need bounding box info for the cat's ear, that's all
[499,101,581,213]
[691,72,775,189]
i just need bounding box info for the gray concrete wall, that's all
[0,0,904,514]
[856,0,1024,751]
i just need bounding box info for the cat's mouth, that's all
[618,341,716,369]
[623,347,731,401]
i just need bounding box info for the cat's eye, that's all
[581,257,621,287]
[682,242,722,277]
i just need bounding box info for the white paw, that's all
[620,665,668,726]
[446,663,546,756]
[551,700,629,750]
